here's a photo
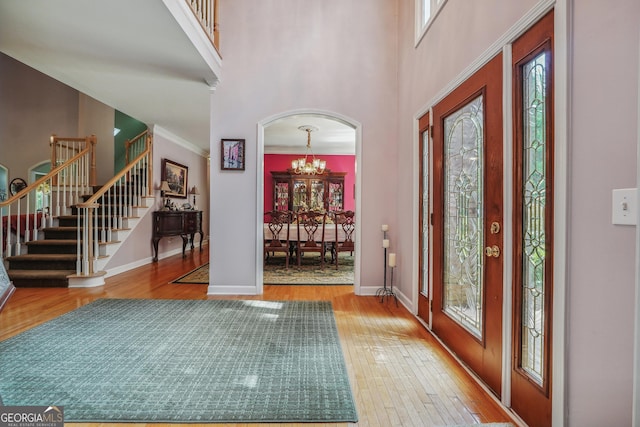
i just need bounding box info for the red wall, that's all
[264,154,355,213]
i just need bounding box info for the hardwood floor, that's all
[0,246,517,427]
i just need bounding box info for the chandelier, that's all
[291,125,326,175]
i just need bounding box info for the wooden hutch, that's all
[271,170,346,212]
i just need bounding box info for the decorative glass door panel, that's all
[417,112,431,325]
[293,180,307,211]
[309,180,324,210]
[520,51,547,385]
[274,182,289,211]
[328,181,344,212]
[443,95,484,338]
[421,128,429,298]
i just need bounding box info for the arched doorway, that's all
[255,110,362,295]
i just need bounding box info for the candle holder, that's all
[375,226,398,306]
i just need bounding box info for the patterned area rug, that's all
[0,299,358,423]
[171,263,209,283]
[172,254,354,285]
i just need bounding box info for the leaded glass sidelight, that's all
[520,51,547,385]
[443,95,484,338]
[421,129,430,297]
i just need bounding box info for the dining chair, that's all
[295,210,327,268]
[264,210,293,268]
[331,210,355,270]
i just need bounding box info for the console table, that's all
[152,210,203,262]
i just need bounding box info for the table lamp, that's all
[189,186,200,210]
[160,180,172,210]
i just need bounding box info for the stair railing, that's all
[75,131,153,276]
[0,135,96,260]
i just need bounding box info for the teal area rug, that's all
[0,299,358,423]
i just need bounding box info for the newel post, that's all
[89,135,97,187]
[147,133,154,196]
[50,134,58,185]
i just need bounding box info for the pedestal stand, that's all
[375,228,397,306]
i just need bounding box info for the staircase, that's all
[1,131,154,288]
[5,186,153,287]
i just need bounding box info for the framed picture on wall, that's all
[161,158,188,198]
[221,139,245,171]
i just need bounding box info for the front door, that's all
[431,53,504,396]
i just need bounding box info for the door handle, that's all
[485,245,501,258]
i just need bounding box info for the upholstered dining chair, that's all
[331,210,355,269]
[295,210,327,268]
[264,210,293,268]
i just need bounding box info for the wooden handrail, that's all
[79,148,151,208]
[0,146,91,208]
[124,129,151,163]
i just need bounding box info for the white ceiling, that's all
[264,115,355,155]
[0,1,356,156]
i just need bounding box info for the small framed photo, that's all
[221,139,245,171]
[162,158,188,198]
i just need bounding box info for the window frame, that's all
[415,0,448,47]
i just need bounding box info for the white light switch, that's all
[612,188,637,225]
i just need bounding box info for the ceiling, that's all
[0,0,218,152]
[0,1,355,156]
[264,115,355,155]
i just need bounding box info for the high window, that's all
[416,0,446,44]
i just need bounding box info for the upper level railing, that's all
[186,0,219,52]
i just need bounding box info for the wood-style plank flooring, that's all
[0,246,517,427]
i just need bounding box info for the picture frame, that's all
[221,139,245,171]
[161,158,188,198]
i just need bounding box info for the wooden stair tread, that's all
[8,270,76,279]
[26,239,77,245]
[7,254,77,261]
[43,226,79,231]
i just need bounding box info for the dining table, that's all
[263,223,349,243]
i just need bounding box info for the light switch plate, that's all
[612,188,637,225]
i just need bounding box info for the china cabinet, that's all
[271,170,346,212]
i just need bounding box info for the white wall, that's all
[567,1,640,424]
[209,0,399,293]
